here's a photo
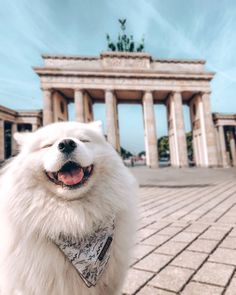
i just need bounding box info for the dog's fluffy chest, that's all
[0,227,119,295]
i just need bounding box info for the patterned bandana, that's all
[54,219,115,288]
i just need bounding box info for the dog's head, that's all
[14,121,115,201]
[2,121,137,238]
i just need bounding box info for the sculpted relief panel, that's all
[102,57,150,69]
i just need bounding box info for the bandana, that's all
[54,219,115,287]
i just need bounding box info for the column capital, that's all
[199,91,211,96]
[104,88,114,94]
[41,87,52,92]
[167,91,182,100]
[74,88,85,93]
[143,90,154,102]
[172,91,182,95]
[144,90,154,95]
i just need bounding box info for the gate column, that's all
[167,92,188,167]
[42,88,53,125]
[105,89,120,152]
[142,91,158,168]
[74,89,85,122]
[0,120,4,161]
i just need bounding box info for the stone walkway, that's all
[123,170,236,295]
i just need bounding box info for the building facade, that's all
[34,51,221,168]
[0,105,42,160]
[1,52,235,167]
[213,113,236,167]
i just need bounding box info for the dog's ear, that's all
[13,132,32,146]
[88,120,104,136]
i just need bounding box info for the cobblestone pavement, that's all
[123,176,236,295]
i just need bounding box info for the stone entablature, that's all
[34,52,214,102]
[213,113,236,126]
[0,105,42,125]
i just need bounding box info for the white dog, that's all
[0,121,137,295]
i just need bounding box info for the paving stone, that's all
[130,257,139,265]
[171,250,207,270]
[181,282,223,295]
[209,248,236,266]
[157,226,183,236]
[142,234,170,246]
[149,266,194,292]
[147,222,171,231]
[193,262,234,286]
[170,221,189,227]
[229,227,236,237]
[210,225,232,231]
[200,229,228,240]
[225,277,236,295]
[171,232,198,243]
[136,286,175,295]
[155,241,187,256]
[123,180,236,294]
[185,223,209,233]
[218,216,236,224]
[137,228,159,242]
[138,218,157,229]
[220,237,236,250]
[133,244,155,260]
[134,253,172,273]
[188,238,218,253]
[123,268,153,295]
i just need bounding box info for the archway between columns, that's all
[44,87,219,168]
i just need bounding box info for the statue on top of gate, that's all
[106,19,145,52]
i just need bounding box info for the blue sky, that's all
[0,0,236,153]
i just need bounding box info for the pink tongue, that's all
[58,167,84,186]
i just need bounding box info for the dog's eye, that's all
[41,144,53,149]
[80,139,90,143]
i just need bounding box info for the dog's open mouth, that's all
[45,161,93,188]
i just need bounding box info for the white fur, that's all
[0,121,138,295]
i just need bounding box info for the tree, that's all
[138,151,146,157]
[158,136,169,158]
[106,19,145,52]
[186,131,193,160]
[138,132,193,160]
[120,146,133,159]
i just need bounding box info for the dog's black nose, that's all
[58,139,77,154]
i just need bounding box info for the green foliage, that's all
[138,151,146,157]
[106,19,145,52]
[157,132,193,160]
[128,133,193,161]
[186,131,193,160]
[120,146,133,159]
[158,136,169,158]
